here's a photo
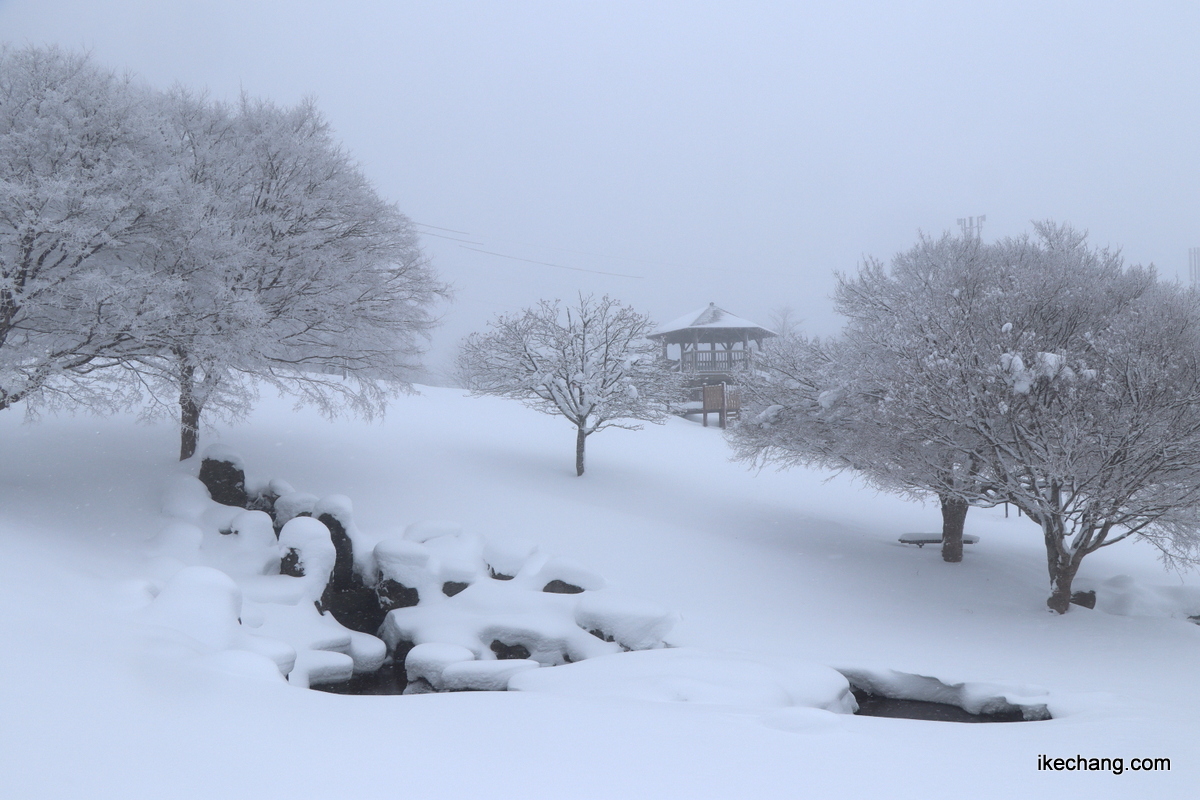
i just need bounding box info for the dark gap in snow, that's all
[279,548,304,577]
[322,582,387,633]
[377,579,419,610]
[850,689,1038,723]
[1070,590,1096,609]
[542,579,584,594]
[490,640,532,660]
[313,662,408,696]
[442,581,469,597]
[317,513,355,592]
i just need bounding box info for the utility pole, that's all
[957,215,986,240]
[1189,247,1200,290]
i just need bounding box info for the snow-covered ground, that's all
[2,386,1197,799]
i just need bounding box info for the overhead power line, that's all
[458,246,644,279]
[413,219,681,277]
[416,230,486,245]
[413,221,472,235]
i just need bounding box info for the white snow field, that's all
[1,386,1197,799]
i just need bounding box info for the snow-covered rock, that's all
[198,444,247,507]
[277,516,335,601]
[483,537,538,579]
[404,642,476,692]
[373,537,439,608]
[199,444,245,472]
[313,494,373,585]
[289,649,355,688]
[147,456,678,695]
[273,492,318,530]
[423,528,487,585]
[380,577,623,666]
[522,554,606,593]
[574,591,679,650]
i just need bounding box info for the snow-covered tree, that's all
[733,236,1002,563]
[734,223,1200,611]
[458,294,681,476]
[0,46,170,414]
[734,333,983,563]
[961,227,1200,612]
[122,92,447,459]
[0,46,446,458]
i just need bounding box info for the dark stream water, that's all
[314,669,1044,723]
[313,662,407,696]
[851,688,1032,722]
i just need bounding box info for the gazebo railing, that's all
[680,349,750,373]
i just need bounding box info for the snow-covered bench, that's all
[898,534,980,548]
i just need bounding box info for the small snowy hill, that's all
[1,386,1197,799]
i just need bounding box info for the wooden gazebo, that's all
[648,302,777,385]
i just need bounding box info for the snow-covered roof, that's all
[648,303,777,343]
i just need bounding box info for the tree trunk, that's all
[939,495,968,563]
[179,362,201,461]
[1044,521,1084,613]
[575,426,587,476]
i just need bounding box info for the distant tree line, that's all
[0,45,448,458]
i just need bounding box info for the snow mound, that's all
[199,649,289,684]
[404,520,463,543]
[510,648,857,713]
[140,565,243,651]
[442,658,540,691]
[138,566,297,676]
[1095,574,1200,619]
[161,475,213,520]
[146,520,204,560]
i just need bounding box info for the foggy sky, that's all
[3,0,1198,380]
